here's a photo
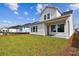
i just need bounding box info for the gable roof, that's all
[40,6,62,15]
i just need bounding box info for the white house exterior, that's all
[8,24,30,33]
[8,25,22,33]
[21,23,31,33]
[29,6,74,39]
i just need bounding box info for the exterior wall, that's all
[30,23,46,35]
[65,14,74,38]
[8,27,30,33]
[8,29,17,32]
[21,27,30,32]
[9,29,21,32]
[40,8,61,21]
[56,10,61,17]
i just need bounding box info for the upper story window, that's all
[44,13,50,20]
[47,13,50,19]
[44,15,46,20]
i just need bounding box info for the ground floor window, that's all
[51,25,56,32]
[31,26,38,32]
[58,24,64,32]
[36,26,38,32]
[51,24,64,32]
[33,26,35,32]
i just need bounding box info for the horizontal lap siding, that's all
[30,23,46,35]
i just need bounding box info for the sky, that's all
[0,3,79,28]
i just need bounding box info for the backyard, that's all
[0,34,68,56]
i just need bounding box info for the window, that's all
[31,28,32,32]
[33,26,35,32]
[36,26,38,32]
[47,13,50,19]
[44,15,46,20]
[51,25,56,32]
[20,28,22,31]
[32,26,38,32]
[58,24,64,32]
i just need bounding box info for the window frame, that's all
[33,26,35,32]
[36,26,38,32]
[51,25,56,32]
[44,15,46,20]
[47,13,50,19]
[57,24,64,32]
[31,26,38,32]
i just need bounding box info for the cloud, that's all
[43,4,49,7]
[17,16,23,19]
[5,3,19,11]
[32,18,36,22]
[30,7,33,9]
[26,18,30,20]
[5,3,19,15]
[0,20,12,24]
[14,11,19,15]
[24,11,28,16]
[36,4,43,13]
[36,4,49,14]
[0,20,17,28]
[69,4,79,10]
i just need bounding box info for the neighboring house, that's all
[29,6,74,39]
[8,25,22,32]
[8,24,31,33]
[0,28,9,35]
[21,23,31,33]
[0,28,8,32]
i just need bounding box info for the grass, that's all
[0,34,68,56]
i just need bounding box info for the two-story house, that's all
[29,6,74,39]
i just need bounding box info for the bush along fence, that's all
[66,32,79,56]
[69,32,79,48]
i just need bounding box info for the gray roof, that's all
[61,10,73,15]
[8,25,22,29]
[22,23,31,27]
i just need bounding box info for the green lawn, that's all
[0,34,68,56]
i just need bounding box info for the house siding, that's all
[65,14,74,38]
[21,27,30,32]
[40,8,61,21]
[30,23,46,35]
[8,29,17,32]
